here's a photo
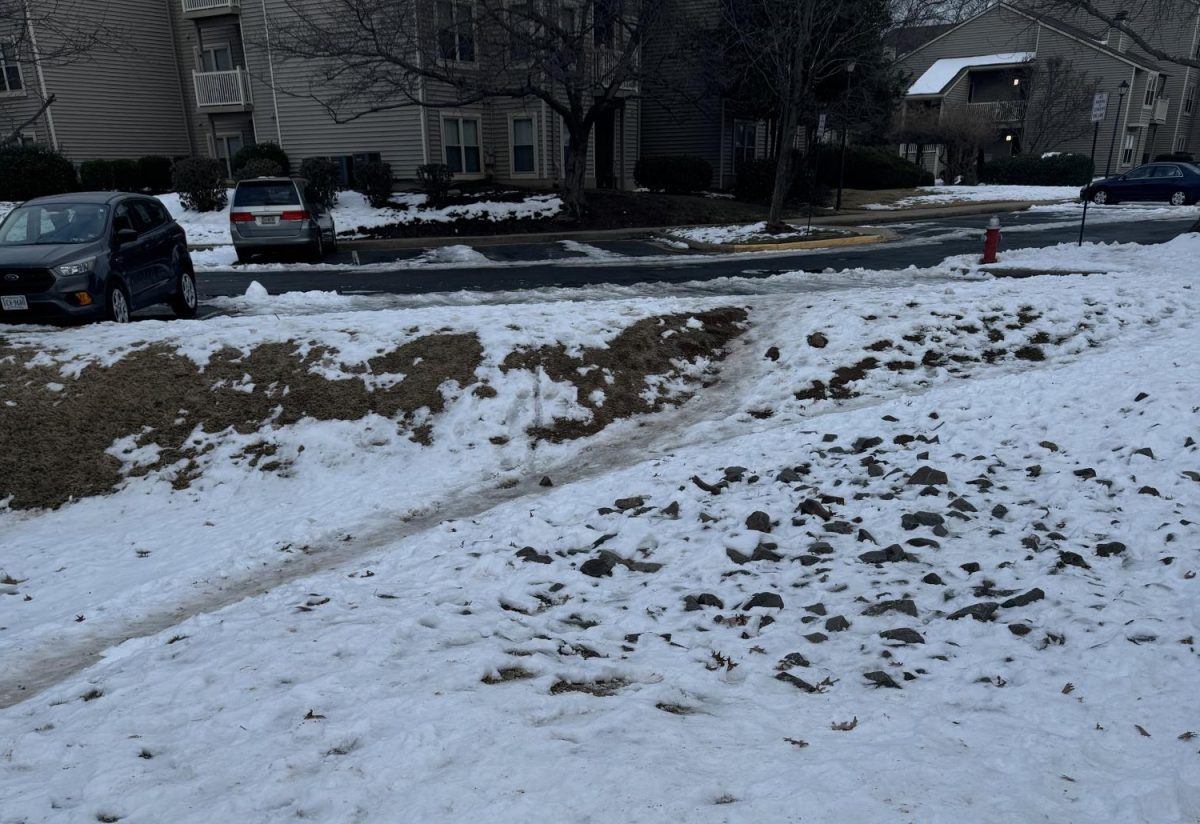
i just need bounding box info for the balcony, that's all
[181,0,240,19]
[592,46,639,93]
[966,99,1028,122]
[193,68,253,112]
[1131,98,1170,127]
[1152,98,1170,123]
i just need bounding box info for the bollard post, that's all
[981,216,1001,264]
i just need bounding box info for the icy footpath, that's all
[0,277,1197,822]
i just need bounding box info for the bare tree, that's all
[1021,56,1098,155]
[716,0,893,230]
[1020,0,1200,69]
[0,0,113,146]
[893,103,994,182]
[268,0,680,219]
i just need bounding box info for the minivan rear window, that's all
[234,182,301,207]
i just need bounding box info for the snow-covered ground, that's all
[666,221,829,246]
[865,185,1083,210]
[1,235,1198,822]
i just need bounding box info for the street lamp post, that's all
[835,60,858,211]
[1104,79,1130,177]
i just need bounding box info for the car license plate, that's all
[260,216,278,225]
[1,295,28,311]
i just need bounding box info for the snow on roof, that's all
[908,52,1035,95]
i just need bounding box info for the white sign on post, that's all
[1091,91,1110,123]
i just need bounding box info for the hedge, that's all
[978,153,1093,186]
[416,162,453,207]
[814,145,930,190]
[137,156,174,194]
[634,155,713,193]
[733,151,831,206]
[172,156,228,212]
[79,159,115,191]
[354,160,394,207]
[230,142,290,177]
[233,158,284,181]
[300,157,340,208]
[0,145,78,201]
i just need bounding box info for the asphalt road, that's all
[195,209,1196,299]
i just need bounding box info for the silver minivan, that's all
[229,177,336,263]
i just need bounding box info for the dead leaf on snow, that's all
[1061,683,1075,695]
[784,737,809,748]
[1179,731,1197,741]
[1135,724,1151,738]
[831,717,858,732]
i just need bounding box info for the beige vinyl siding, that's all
[241,0,425,181]
[39,0,191,160]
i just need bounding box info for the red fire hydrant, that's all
[981,216,1001,264]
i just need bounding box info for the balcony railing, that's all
[592,46,639,93]
[181,0,241,17]
[193,68,253,110]
[966,99,1028,122]
[1152,98,1170,123]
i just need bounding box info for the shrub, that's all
[110,158,139,191]
[355,160,394,207]
[978,152,1092,186]
[733,157,779,201]
[137,155,174,194]
[171,156,228,212]
[634,155,713,193]
[416,163,453,206]
[234,158,284,181]
[80,159,115,191]
[300,157,340,208]
[0,145,78,201]
[814,145,927,190]
[230,142,289,177]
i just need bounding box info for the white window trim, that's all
[732,119,758,171]
[1143,73,1158,107]
[1176,135,1189,152]
[0,43,26,97]
[1120,130,1138,166]
[200,42,235,72]
[441,113,485,179]
[508,113,538,178]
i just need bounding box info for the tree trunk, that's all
[561,127,591,222]
[1,94,56,148]
[766,98,801,232]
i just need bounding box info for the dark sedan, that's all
[0,192,197,323]
[1081,162,1200,206]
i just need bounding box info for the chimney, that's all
[1109,10,1130,52]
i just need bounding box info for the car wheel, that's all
[170,265,198,319]
[1169,190,1190,206]
[235,248,253,265]
[105,280,132,324]
[1091,190,1109,205]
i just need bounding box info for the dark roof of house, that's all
[1004,3,1163,72]
[885,23,957,57]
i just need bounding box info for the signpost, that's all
[807,114,829,234]
[1080,91,1110,245]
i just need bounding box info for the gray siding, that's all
[40,0,191,160]
[240,0,425,180]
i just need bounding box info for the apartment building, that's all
[2,0,640,189]
[895,2,1200,178]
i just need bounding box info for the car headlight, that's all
[53,257,96,278]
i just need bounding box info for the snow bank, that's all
[864,185,1081,210]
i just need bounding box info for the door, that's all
[109,202,156,301]
[130,199,174,297]
[1149,164,1185,201]
[595,108,615,189]
[1113,165,1154,200]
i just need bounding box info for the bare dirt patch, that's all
[502,308,748,441]
[0,334,483,510]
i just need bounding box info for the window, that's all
[233,181,302,207]
[1150,164,1184,177]
[0,42,23,94]
[509,3,534,62]
[201,44,233,72]
[1186,84,1195,116]
[733,120,757,169]
[1176,135,1189,153]
[213,133,244,177]
[1121,131,1137,165]
[1144,74,1158,107]
[561,6,577,35]
[132,199,168,231]
[511,116,536,174]
[443,116,481,174]
[594,0,618,47]
[437,1,475,62]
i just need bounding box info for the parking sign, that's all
[1091,92,1109,123]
